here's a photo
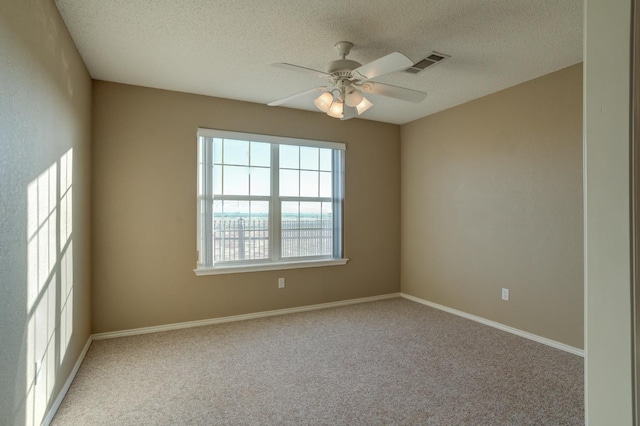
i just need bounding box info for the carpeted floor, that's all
[52,298,583,425]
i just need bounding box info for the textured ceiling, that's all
[54,0,583,125]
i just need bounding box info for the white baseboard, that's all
[400,293,584,357]
[43,335,93,426]
[40,291,581,424]
[41,293,399,424]
[93,293,401,340]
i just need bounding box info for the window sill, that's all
[194,258,349,276]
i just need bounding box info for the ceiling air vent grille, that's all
[405,51,450,74]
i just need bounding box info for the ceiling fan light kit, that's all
[327,100,344,118]
[345,87,363,107]
[268,41,428,120]
[314,82,370,119]
[355,97,373,115]
[313,92,333,113]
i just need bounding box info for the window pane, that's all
[223,139,249,165]
[300,171,319,197]
[300,146,319,170]
[212,199,225,262]
[223,165,249,195]
[279,169,299,196]
[282,201,331,258]
[300,201,321,216]
[250,142,270,167]
[214,138,223,164]
[319,171,332,197]
[319,148,332,171]
[281,201,299,258]
[222,199,244,214]
[214,200,246,262]
[249,167,270,196]
[213,200,269,262]
[251,200,270,215]
[321,201,333,217]
[213,165,222,195]
[281,201,299,216]
[322,202,333,253]
[198,199,206,261]
[280,144,299,169]
[246,201,270,260]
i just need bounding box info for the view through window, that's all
[197,129,345,271]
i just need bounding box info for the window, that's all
[196,129,347,275]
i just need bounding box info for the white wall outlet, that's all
[278,278,285,289]
[501,288,510,301]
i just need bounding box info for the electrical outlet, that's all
[501,288,510,301]
[278,278,285,289]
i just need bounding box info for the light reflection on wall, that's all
[59,150,73,357]
[25,148,73,425]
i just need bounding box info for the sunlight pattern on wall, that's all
[59,150,73,357]
[24,148,73,425]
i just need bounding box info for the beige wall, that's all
[400,64,584,349]
[0,0,92,424]
[584,0,634,423]
[91,81,401,333]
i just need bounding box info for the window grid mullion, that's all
[214,195,271,202]
[203,137,214,267]
[280,196,332,202]
[271,143,281,261]
[332,150,344,258]
[317,149,321,197]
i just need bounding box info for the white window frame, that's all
[195,128,348,275]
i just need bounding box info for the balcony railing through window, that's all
[213,217,333,262]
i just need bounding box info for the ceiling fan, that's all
[268,41,427,120]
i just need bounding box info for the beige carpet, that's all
[52,298,583,425]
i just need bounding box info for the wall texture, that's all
[91,81,401,333]
[0,0,92,424]
[400,64,583,349]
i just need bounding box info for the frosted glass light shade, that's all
[355,97,373,115]
[345,88,364,107]
[327,101,344,118]
[314,92,333,113]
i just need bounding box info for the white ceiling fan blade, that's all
[360,82,427,103]
[341,105,357,120]
[351,52,413,81]
[267,86,327,106]
[272,63,331,78]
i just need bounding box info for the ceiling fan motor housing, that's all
[325,59,361,75]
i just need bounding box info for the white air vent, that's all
[405,51,450,74]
